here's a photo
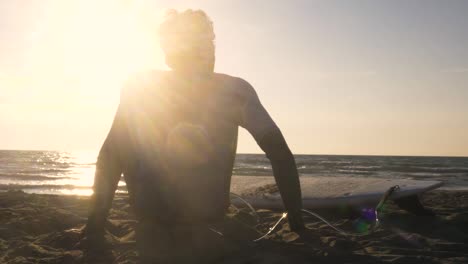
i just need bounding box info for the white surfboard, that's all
[230,176,443,209]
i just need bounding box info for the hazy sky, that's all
[1,0,467,156]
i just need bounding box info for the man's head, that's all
[159,9,215,73]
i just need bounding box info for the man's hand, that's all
[70,225,113,251]
[69,225,116,262]
[288,210,306,233]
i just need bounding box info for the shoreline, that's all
[2,174,468,197]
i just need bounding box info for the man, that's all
[84,9,304,263]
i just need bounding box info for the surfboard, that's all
[230,176,443,209]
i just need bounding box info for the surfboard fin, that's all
[394,195,435,217]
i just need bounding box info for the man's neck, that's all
[172,69,214,79]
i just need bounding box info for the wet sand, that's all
[1,190,467,263]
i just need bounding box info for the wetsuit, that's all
[86,71,304,262]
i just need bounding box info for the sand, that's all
[1,190,467,263]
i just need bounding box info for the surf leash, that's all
[252,212,288,242]
[227,185,401,241]
[229,192,260,224]
[372,185,400,232]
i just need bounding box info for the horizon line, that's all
[0,148,466,158]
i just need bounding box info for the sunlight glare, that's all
[26,0,165,102]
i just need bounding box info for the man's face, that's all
[162,34,215,73]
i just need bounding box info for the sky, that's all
[1,0,467,156]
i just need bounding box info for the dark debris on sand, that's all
[0,190,467,263]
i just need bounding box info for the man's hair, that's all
[158,9,215,71]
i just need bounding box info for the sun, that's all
[27,1,165,100]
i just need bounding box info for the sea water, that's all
[0,150,467,195]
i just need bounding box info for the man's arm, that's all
[86,97,128,236]
[257,130,304,231]
[238,78,305,232]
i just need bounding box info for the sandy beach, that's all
[1,189,467,263]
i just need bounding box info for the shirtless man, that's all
[84,9,304,263]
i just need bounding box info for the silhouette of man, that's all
[84,9,304,263]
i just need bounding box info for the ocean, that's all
[0,150,467,195]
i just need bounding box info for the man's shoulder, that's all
[214,72,249,86]
[213,72,256,97]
